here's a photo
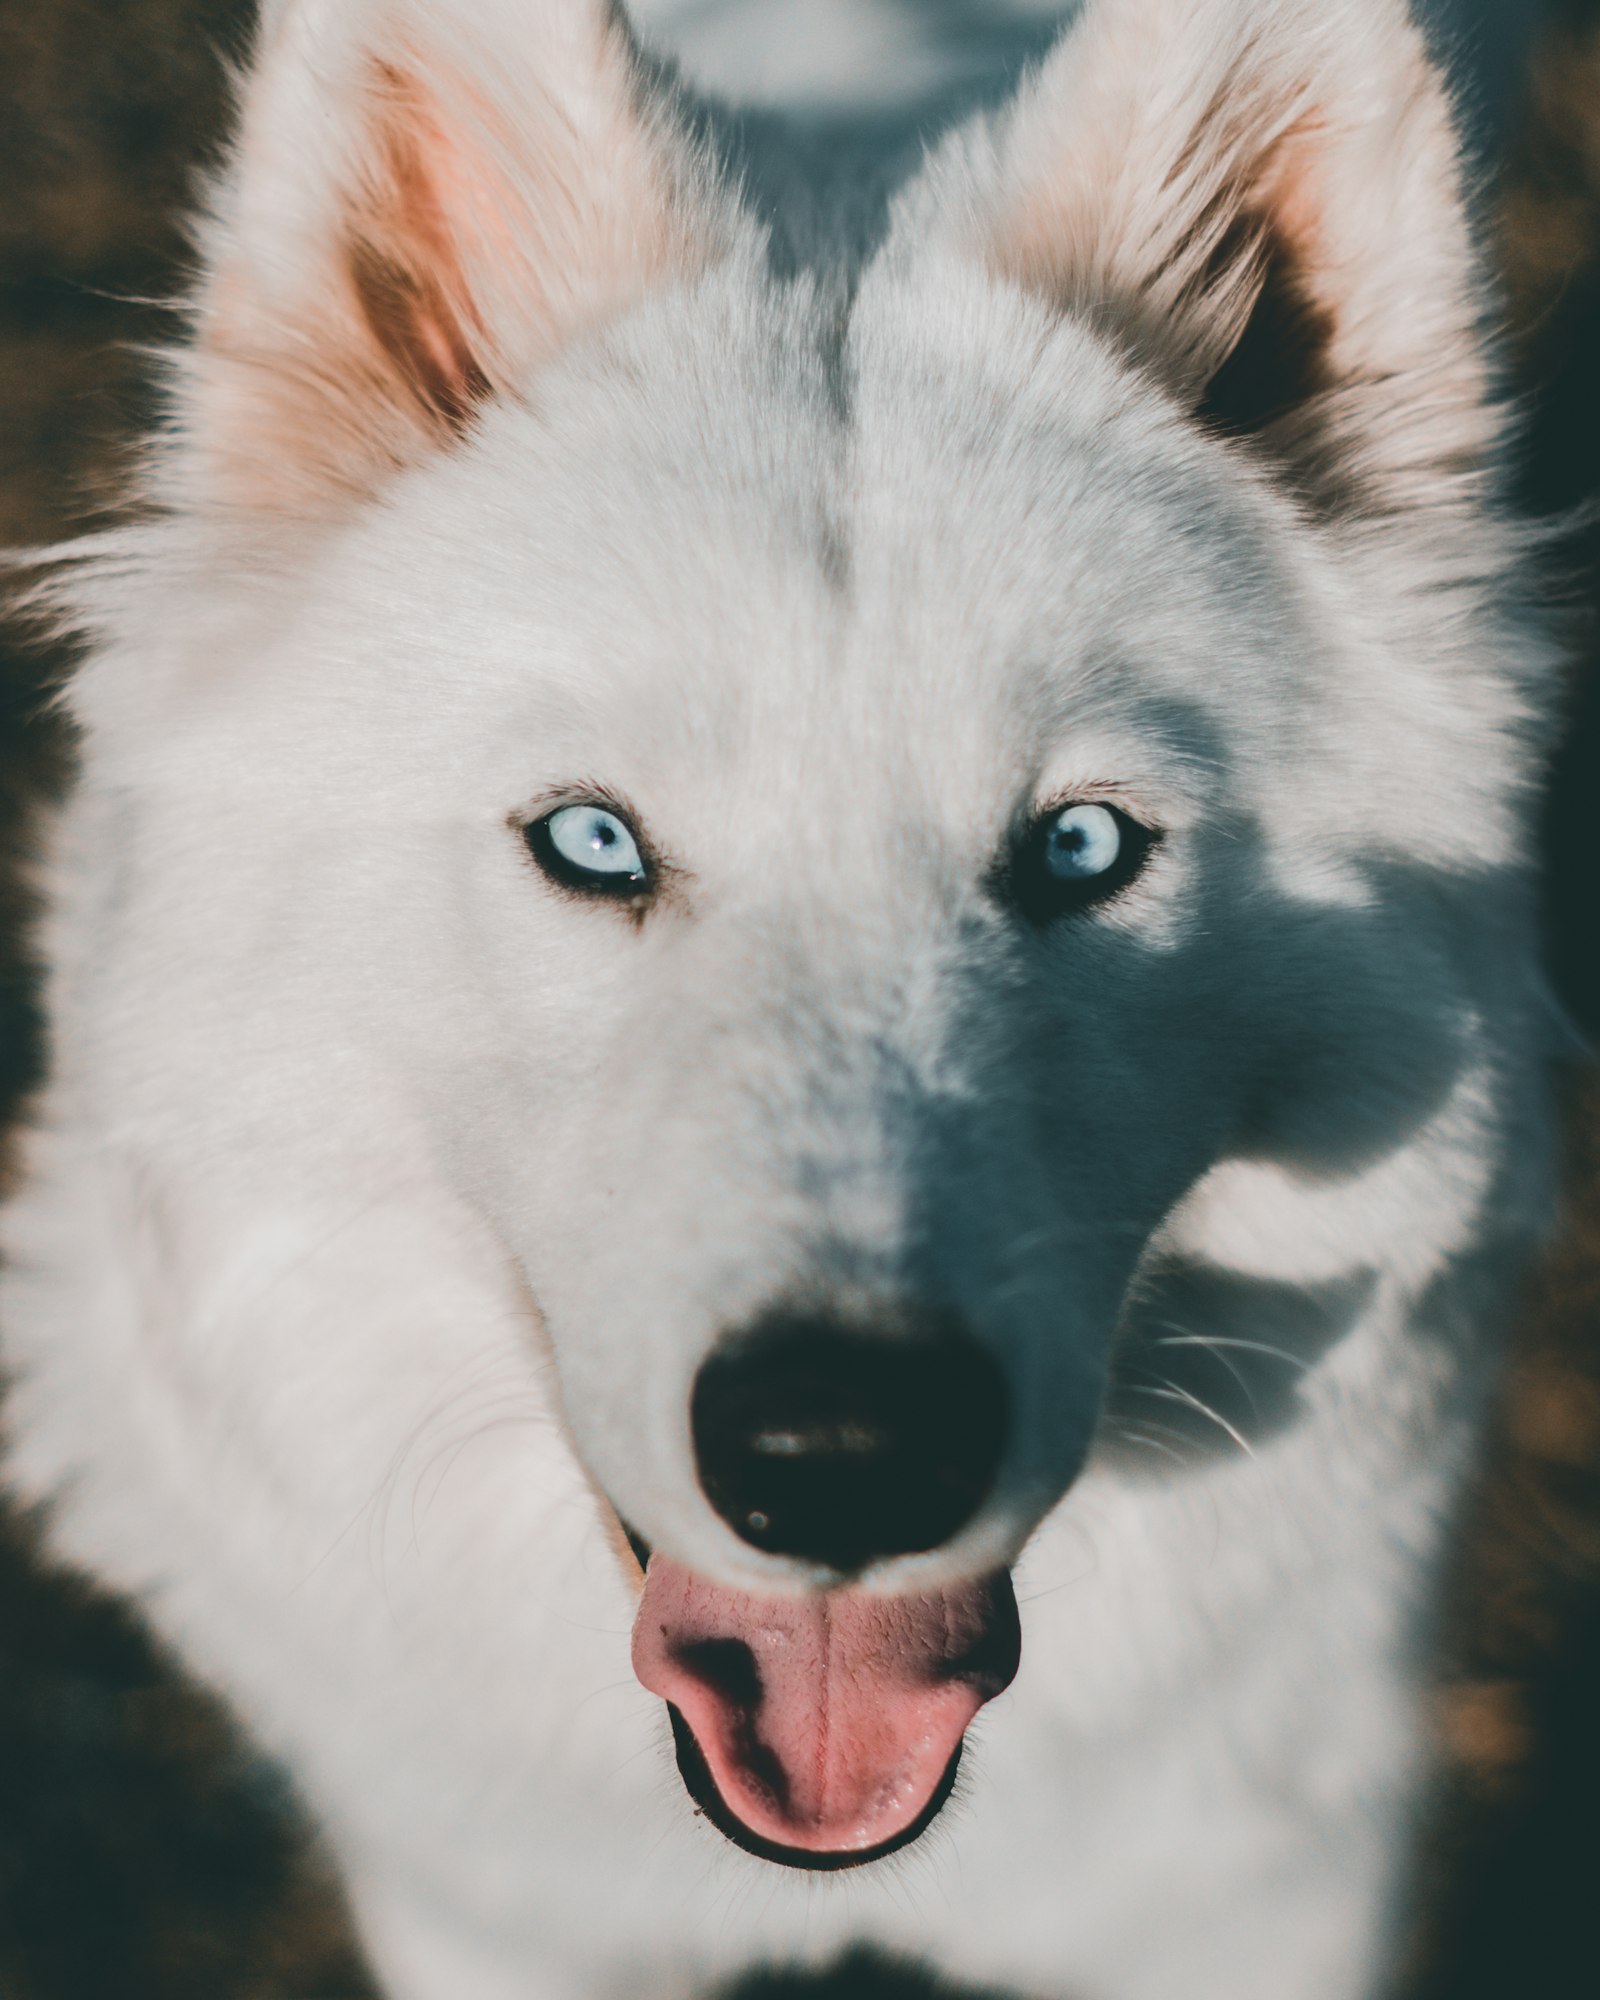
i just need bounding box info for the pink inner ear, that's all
[344,61,498,438]
[1192,122,1342,443]
[188,4,722,517]
[993,95,1345,456]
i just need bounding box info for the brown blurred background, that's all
[0,3,1597,1996]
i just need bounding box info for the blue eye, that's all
[1007,800,1154,924]
[1043,804,1122,881]
[525,803,651,897]
[547,806,643,876]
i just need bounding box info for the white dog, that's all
[0,2,1559,1996]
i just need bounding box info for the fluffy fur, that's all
[0,2,1561,1996]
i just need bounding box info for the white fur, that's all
[0,4,1558,1997]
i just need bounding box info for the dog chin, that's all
[631,1553,1021,1865]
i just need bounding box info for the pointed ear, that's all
[962,0,1492,511]
[182,0,721,516]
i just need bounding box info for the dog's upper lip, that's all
[631,1555,1019,1863]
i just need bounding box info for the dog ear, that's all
[182,0,719,516]
[959,0,1492,511]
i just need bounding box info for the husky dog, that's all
[0,1,1559,1996]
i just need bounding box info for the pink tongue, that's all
[632,1557,1019,1856]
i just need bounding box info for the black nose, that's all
[690,1318,1009,1572]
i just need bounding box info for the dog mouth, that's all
[631,1555,1020,1866]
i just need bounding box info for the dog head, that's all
[64,0,1552,1864]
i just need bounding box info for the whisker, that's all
[1147,1325,1258,1410]
[1152,1331,1314,1376]
[1104,1421,1193,1467]
[1123,1378,1256,1459]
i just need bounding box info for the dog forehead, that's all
[388,268,1315,779]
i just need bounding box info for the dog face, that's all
[297,270,1482,1586]
[51,0,1551,1863]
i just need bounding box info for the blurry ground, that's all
[0,3,1597,1996]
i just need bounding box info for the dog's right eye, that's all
[525,804,652,898]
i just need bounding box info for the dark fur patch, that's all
[1198,208,1338,441]
[344,61,495,439]
[347,237,491,435]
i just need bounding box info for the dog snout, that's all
[690,1317,1009,1573]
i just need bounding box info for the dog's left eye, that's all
[1043,804,1122,880]
[525,804,651,897]
[1008,802,1155,923]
